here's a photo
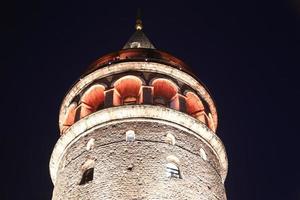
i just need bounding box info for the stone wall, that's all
[52,121,226,200]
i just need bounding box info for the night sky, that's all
[1,1,300,199]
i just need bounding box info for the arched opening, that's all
[185,92,207,124]
[80,85,105,118]
[185,91,205,114]
[166,155,182,179]
[79,168,94,185]
[61,102,77,134]
[151,79,178,106]
[114,76,143,105]
[207,113,216,131]
[79,159,95,185]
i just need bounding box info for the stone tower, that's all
[50,18,228,200]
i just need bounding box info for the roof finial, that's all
[135,8,143,31]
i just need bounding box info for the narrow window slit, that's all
[166,163,182,179]
[79,159,95,185]
[79,168,94,185]
[166,155,182,179]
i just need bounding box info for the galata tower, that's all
[50,17,228,200]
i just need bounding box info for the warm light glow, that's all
[151,78,178,106]
[62,102,77,133]
[114,75,143,104]
[58,62,218,132]
[81,85,105,109]
[185,91,204,114]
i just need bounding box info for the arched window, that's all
[151,79,178,106]
[79,168,94,185]
[207,113,215,131]
[61,102,77,134]
[79,159,95,185]
[166,155,182,179]
[185,91,207,124]
[185,91,204,115]
[114,76,143,105]
[80,85,105,118]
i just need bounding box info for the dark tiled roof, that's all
[123,30,155,49]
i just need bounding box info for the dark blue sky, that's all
[1,0,300,199]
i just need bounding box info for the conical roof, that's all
[123,17,155,49]
[85,17,194,76]
[123,30,155,49]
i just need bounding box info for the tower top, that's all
[123,11,155,49]
[135,9,143,30]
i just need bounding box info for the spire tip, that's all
[135,9,143,30]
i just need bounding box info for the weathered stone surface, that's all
[52,121,226,200]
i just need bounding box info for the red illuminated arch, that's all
[62,102,77,134]
[79,84,105,118]
[207,112,216,131]
[185,92,205,114]
[114,76,143,105]
[185,91,207,124]
[151,78,178,106]
[185,92,215,130]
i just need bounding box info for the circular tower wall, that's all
[52,106,227,200]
